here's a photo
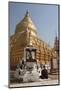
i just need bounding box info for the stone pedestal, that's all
[23,70,39,82]
[23,62,39,82]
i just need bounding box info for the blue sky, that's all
[9,2,58,47]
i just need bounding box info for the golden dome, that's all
[15,11,37,34]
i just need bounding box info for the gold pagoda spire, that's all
[15,10,37,34]
[25,10,30,17]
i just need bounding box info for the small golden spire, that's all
[25,10,30,17]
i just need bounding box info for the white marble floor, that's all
[10,79,59,88]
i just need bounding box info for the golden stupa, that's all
[10,11,52,70]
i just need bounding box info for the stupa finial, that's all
[25,10,29,17]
